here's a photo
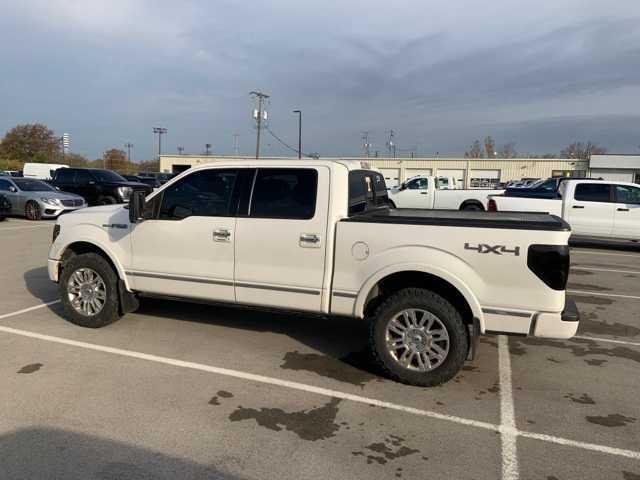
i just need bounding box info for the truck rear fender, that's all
[354,249,485,331]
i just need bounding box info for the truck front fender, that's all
[50,224,132,290]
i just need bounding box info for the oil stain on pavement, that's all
[209,390,234,406]
[280,350,379,387]
[17,363,43,374]
[229,398,342,441]
[351,434,422,468]
[565,393,596,405]
[570,295,614,306]
[585,413,636,427]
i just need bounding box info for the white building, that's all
[159,155,588,189]
[589,155,640,183]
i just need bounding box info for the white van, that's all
[23,163,68,180]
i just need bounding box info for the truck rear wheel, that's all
[369,288,468,387]
[59,253,122,328]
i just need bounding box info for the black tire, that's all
[59,253,122,328]
[98,196,117,205]
[388,200,397,209]
[25,201,42,220]
[369,288,468,387]
[462,203,483,211]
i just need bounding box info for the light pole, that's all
[124,143,133,163]
[177,146,184,155]
[153,127,167,161]
[293,110,302,159]
[205,143,211,156]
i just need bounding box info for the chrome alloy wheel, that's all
[385,308,450,372]
[67,268,107,316]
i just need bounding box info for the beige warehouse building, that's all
[159,155,588,189]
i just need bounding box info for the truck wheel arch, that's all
[356,265,484,332]
[460,200,484,211]
[59,241,129,289]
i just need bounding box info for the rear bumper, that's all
[532,299,579,339]
[483,298,579,340]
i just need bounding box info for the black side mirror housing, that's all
[129,191,146,224]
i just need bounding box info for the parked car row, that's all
[0,177,86,220]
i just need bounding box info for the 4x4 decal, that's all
[464,243,520,256]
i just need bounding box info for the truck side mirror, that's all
[9,186,17,193]
[129,190,146,224]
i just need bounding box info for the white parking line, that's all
[571,266,640,275]
[574,335,640,347]
[498,335,519,480]
[0,300,60,320]
[1,303,640,463]
[568,290,640,300]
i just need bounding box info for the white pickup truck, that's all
[489,179,640,241]
[48,159,579,386]
[388,175,503,211]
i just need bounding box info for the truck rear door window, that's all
[348,170,389,215]
[158,169,239,220]
[250,168,317,220]
[55,169,75,183]
[574,183,612,202]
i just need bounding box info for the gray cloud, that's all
[0,0,639,159]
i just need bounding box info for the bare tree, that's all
[498,142,517,158]
[484,136,496,158]
[103,149,129,172]
[560,141,607,160]
[464,140,484,158]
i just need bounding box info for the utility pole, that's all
[386,130,396,158]
[205,143,212,156]
[153,127,167,161]
[293,110,302,159]
[362,132,371,157]
[124,143,133,163]
[233,134,239,156]
[177,146,184,155]
[250,91,269,159]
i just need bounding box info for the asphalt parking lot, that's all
[0,218,639,480]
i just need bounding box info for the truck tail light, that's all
[487,198,497,212]
[527,244,569,290]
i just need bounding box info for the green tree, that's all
[0,123,60,163]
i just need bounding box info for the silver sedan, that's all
[0,177,86,220]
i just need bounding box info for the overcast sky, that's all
[1,0,639,160]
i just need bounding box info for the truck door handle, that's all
[572,205,585,209]
[299,233,321,248]
[420,192,428,195]
[213,228,232,242]
[617,208,629,212]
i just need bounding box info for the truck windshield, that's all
[13,179,56,192]
[91,170,127,183]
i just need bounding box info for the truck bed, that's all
[342,208,570,231]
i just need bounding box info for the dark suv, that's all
[51,168,152,206]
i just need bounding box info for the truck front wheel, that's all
[369,288,468,386]
[59,253,122,328]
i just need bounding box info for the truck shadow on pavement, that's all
[23,266,383,385]
[0,427,242,480]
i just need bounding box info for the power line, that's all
[265,126,315,158]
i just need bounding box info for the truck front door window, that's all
[159,169,239,220]
[574,183,612,202]
[406,178,428,190]
[249,168,317,219]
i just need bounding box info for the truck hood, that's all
[57,204,130,227]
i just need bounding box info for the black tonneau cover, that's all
[343,208,570,231]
